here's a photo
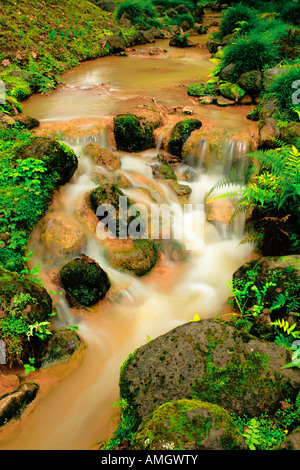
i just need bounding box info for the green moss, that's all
[219,82,246,101]
[0,267,52,365]
[60,256,111,306]
[131,399,244,450]
[167,118,202,157]
[109,239,159,276]
[113,114,155,152]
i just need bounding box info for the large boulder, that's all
[106,239,159,276]
[60,255,111,306]
[237,70,262,96]
[0,267,52,366]
[119,319,300,430]
[167,118,202,158]
[16,137,78,186]
[105,34,126,53]
[39,327,84,368]
[258,117,280,149]
[113,114,157,152]
[131,399,246,450]
[90,182,135,237]
[40,214,87,259]
[83,143,121,170]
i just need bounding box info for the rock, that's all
[167,180,192,200]
[233,255,300,318]
[157,240,187,262]
[40,214,87,258]
[279,429,300,450]
[119,13,132,27]
[258,98,279,120]
[132,399,246,450]
[263,66,290,90]
[107,239,159,276]
[258,117,280,149]
[150,155,177,180]
[16,137,78,186]
[105,34,126,53]
[40,328,84,368]
[113,114,157,152]
[219,63,236,82]
[0,382,39,427]
[83,142,121,170]
[0,267,52,366]
[237,70,262,96]
[13,114,40,130]
[166,7,178,18]
[206,39,222,54]
[169,35,195,48]
[279,122,300,144]
[167,118,202,158]
[216,96,236,107]
[137,30,156,45]
[93,0,116,12]
[90,182,135,237]
[219,82,246,102]
[119,319,300,429]
[174,4,192,15]
[199,95,217,105]
[60,255,110,306]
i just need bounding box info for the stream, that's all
[0,34,256,450]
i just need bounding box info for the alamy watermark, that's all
[95,197,205,251]
[0,340,6,365]
[0,80,6,105]
[292,80,300,105]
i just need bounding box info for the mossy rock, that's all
[219,82,246,102]
[167,118,202,158]
[60,255,111,306]
[237,70,262,96]
[131,399,246,450]
[0,267,52,366]
[40,327,84,368]
[107,239,159,276]
[0,382,39,427]
[113,114,155,152]
[150,154,177,180]
[187,81,217,97]
[83,143,121,170]
[119,319,300,432]
[90,182,136,237]
[15,137,78,186]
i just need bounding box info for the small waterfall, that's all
[220,137,249,178]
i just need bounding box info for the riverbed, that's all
[0,33,256,450]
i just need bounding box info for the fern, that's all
[242,418,261,450]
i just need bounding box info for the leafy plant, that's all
[24,357,36,374]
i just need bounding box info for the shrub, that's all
[218,2,257,38]
[280,2,300,26]
[221,33,280,80]
[265,66,300,121]
[115,0,157,25]
[171,13,195,29]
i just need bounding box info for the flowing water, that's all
[0,35,256,450]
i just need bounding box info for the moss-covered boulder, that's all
[131,399,246,450]
[169,34,195,48]
[106,239,159,276]
[0,267,52,366]
[90,182,135,237]
[119,319,300,432]
[16,137,78,186]
[219,82,246,102]
[113,114,156,152]
[60,255,110,306]
[237,70,262,96]
[167,118,202,158]
[83,143,121,170]
[39,327,84,367]
[232,256,300,341]
[150,154,177,180]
